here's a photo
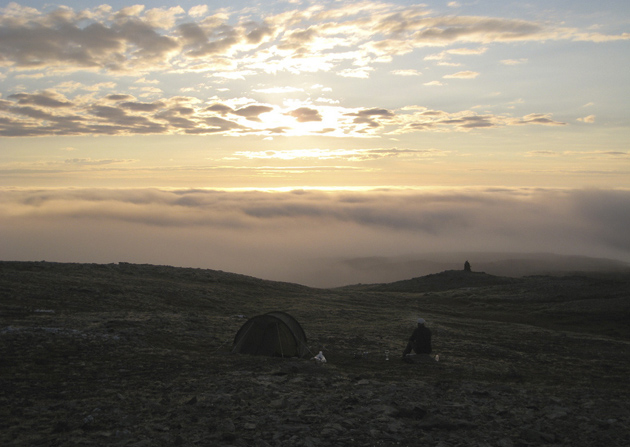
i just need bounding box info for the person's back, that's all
[413,324,432,354]
[403,318,432,357]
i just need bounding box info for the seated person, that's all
[402,318,432,358]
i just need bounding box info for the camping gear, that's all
[231,311,308,357]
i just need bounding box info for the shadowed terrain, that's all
[1,261,629,446]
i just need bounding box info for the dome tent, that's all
[232,311,308,358]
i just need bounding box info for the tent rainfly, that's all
[231,311,308,358]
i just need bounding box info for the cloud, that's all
[116,5,145,18]
[188,5,209,18]
[286,107,322,123]
[573,151,629,160]
[394,109,566,133]
[572,31,630,43]
[345,108,396,129]
[577,115,596,123]
[438,115,496,128]
[448,47,487,56]
[1,187,629,286]
[526,150,629,160]
[233,147,445,161]
[510,113,567,126]
[64,158,134,166]
[233,105,274,122]
[426,47,487,61]
[135,77,160,84]
[253,86,304,94]
[0,91,568,137]
[338,67,373,78]
[526,150,559,157]
[120,101,164,112]
[0,3,626,78]
[143,6,186,29]
[443,71,480,79]
[391,69,422,76]
[0,5,180,73]
[8,91,73,108]
[501,58,528,65]
[205,103,234,115]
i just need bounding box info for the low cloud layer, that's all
[1,187,628,286]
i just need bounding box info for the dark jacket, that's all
[403,324,432,355]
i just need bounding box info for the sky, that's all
[1,1,629,286]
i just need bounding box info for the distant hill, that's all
[366,269,519,293]
[306,252,630,287]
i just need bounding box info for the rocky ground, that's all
[1,261,629,446]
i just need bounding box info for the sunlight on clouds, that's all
[425,47,487,62]
[0,1,628,193]
[144,6,185,29]
[448,48,488,55]
[188,5,209,18]
[338,67,373,78]
[232,148,446,161]
[254,86,304,94]
[443,71,480,79]
[64,158,136,166]
[526,150,629,160]
[135,78,160,85]
[0,1,627,77]
[392,69,422,76]
[211,70,257,80]
[0,90,571,138]
[577,115,596,123]
[315,97,340,104]
[501,58,528,65]
[526,150,560,157]
[55,81,118,93]
[572,31,630,42]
